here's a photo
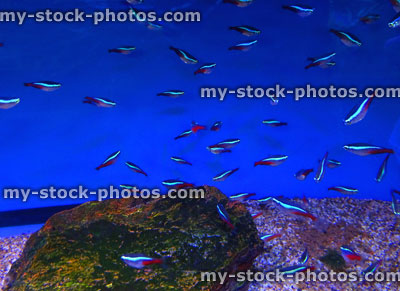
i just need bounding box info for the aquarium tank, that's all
[0,0,399,290]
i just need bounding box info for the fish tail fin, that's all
[254,162,260,167]
[95,165,102,170]
[169,46,176,51]
[24,83,31,87]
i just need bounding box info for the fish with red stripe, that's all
[254,155,288,167]
[273,198,317,221]
[108,46,136,54]
[83,97,116,108]
[169,46,198,64]
[340,246,361,261]
[121,254,165,269]
[194,63,216,75]
[217,203,235,230]
[24,81,61,92]
[125,162,147,176]
[96,151,121,170]
[343,143,394,156]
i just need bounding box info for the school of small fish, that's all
[2,0,399,279]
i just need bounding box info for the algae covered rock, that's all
[5,186,263,290]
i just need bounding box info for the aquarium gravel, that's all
[1,197,399,290]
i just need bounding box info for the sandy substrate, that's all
[246,197,400,291]
[0,198,399,290]
[0,234,30,290]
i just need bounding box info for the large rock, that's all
[5,186,263,290]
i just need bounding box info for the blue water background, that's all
[1,0,400,211]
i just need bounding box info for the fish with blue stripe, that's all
[252,212,263,219]
[257,197,273,204]
[328,186,359,195]
[162,180,194,189]
[108,46,136,54]
[210,138,240,149]
[24,81,61,92]
[282,5,315,17]
[194,63,216,75]
[362,260,382,275]
[314,152,328,183]
[213,168,239,181]
[211,121,222,131]
[330,29,362,47]
[207,146,231,154]
[391,189,400,215]
[96,151,121,170]
[305,52,336,69]
[121,254,164,269]
[272,198,317,221]
[343,143,394,156]
[279,265,315,276]
[262,120,288,127]
[217,203,235,230]
[120,184,135,191]
[147,22,163,30]
[174,129,192,140]
[229,192,255,201]
[83,97,116,108]
[229,40,258,51]
[125,162,147,176]
[157,90,184,98]
[171,156,192,166]
[254,155,288,167]
[261,233,282,242]
[340,246,361,261]
[299,249,309,264]
[376,153,391,182]
[229,25,261,36]
[327,159,341,168]
[344,95,374,125]
[169,46,198,64]
[0,98,20,109]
